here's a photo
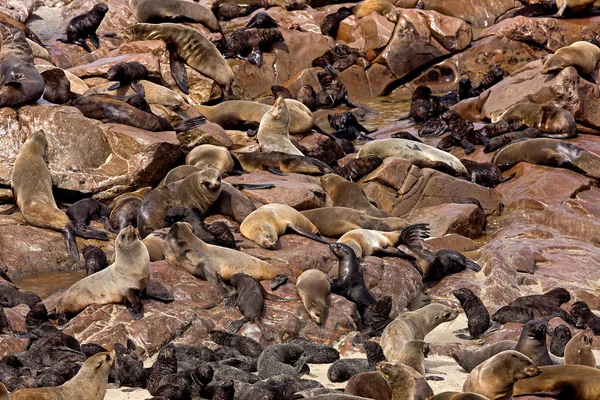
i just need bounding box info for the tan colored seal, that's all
[301,207,410,237]
[35,65,89,95]
[296,269,330,325]
[320,174,390,218]
[555,0,596,17]
[541,41,600,75]
[240,203,323,249]
[396,340,429,376]
[85,80,190,110]
[55,226,150,322]
[430,392,491,400]
[513,364,600,398]
[344,370,392,400]
[233,151,333,175]
[257,96,303,155]
[129,0,221,31]
[490,103,576,139]
[11,351,115,400]
[164,222,284,287]
[26,38,52,62]
[185,144,234,173]
[0,383,8,400]
[108,187,152,231]
[380,303,458,363]
[337,228,415,258]
[377,362,435,399]
[354,0,399,22]
[564,328,596,367]
[142,229,167,262]
[463,350,541,400]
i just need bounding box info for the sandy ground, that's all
[27,5,63,41]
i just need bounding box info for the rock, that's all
[0,335,29,357]
[374,9,471,81]
[365,63,398,97]
[0,0,34,23]
[45,37,125,70]
[532,203,600,245]
[60,0,136,37]
[338,65,372,100]
[177,122,233,149]
[0,105,181,195]
[67,53,162,81]
[425,234,479,252]
[406,203,485,239]
[337,14,395,51]
[420,0,516,28]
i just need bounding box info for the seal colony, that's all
[2,0,600,399]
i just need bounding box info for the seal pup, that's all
[571,301,600,334]
[328,111,375,141]
[257,343,308,379]
[320,7,353,38]
[58,3,108,52]
[233,151,333,175]
[564,328,595,367]
[247,12,278,29]
[380,303,458,363]
[337,225,429,259]
[129,0,221,32]
[550,324,572,357]
[0,23,44,107]
[491,288,572,324]
[453,288,490,340]
[164,222,285,291]
[430,393,490,400]
[40,69,76,105]
[513,364,600,398]
[119,23,234,93]
[541,40,600,76]
[107,61,148,94]
[334,155,383,182]
[296,269,330,325]
[376,362,434,399]
[460,159,515,188]
[424,250,482,282]
[226,273,287,341]
[211,330,264,357]
[82,245,108,275]
[491,103,577,139]
[240,203,327,249]
[353,0,398,22]
[493,138,600,179]
[224,28,283,67]
[53,226,150,323]
[320,174,390,218]
[328,341,386,383]
[11,133,108,262]
[66,198,112,235]
[137,168,222,238]
[329,242,377,315]
[463,350,541,400]
[257,96,304,156]
[398,86,449,123]
[357,138,470,177]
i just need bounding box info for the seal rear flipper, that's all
[287,225,330,245]
[256,321,275,341]
[144,281,174,303]
[74,39,93,53]
[270,273,288,290]
[358,133,374,141]
[230,183,276,190]
[124,289,144,320]
[0,205,17,215]
[227,317,250,334]
[107,81,122,91]
[465,259,481,272]
[131,81,145,96]
[398,223,430,248]
[266,166,287,176]
[63,224,80,262]
[74,227,109,241]
[173,115,208,133]
[169,49,189,94]
[89,34,100,49]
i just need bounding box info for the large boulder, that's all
[0,0,34,23]
[419,0,518,28]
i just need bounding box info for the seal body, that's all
[564,328,596,367]
[344,371,392,400]
[129,0,221,31]
[62,3,108,52]
[233,151,333,175]
[513,364,600,398]
[55,226,150,320]
[320,174,390,218]
[301,207,410,237]
[240,203,320,249]
[296,269,330,325]
[453,288,490,339]
[185,144,234,173]
[109,187,151,231]
[354,0,398,22]
[381,303,458,363]
[257,96,303,155]
[491,103,577,139]
[376,362,434,400]
[542,40,600,75]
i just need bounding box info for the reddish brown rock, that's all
[177,122,233,149]
[406,203,485,239]
[45,37,124,70]
[0,335,29,357]
[67,53,162,81]
[60,0,136,37]
[425,234,479,252]
[420,0,516,27]
[337,14,395,50]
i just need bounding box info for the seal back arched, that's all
[257,96,303,155]
[129,0,221,32]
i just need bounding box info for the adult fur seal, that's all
[320,174,390,218]
[58,3,108,52]
[381,303,458,363]
[257,96,303,155]
[329,242,377,315]
[344,371,392,400]
[301,207,411,238]
[492,138,600,179]
[109,187,151,231]
[377,362,434,399]
[513,364,600,398]
[296,269,330,325]
[11,133,106,262]
[137,168,222,238]
[240,203,326,249]
[353,0,398,22]
[164,222,285,291]
[490,103,577,139]
[10,351,115,400]
[564,328,596,367]
[0,23,44,107]
[337,225,429,259]
[53,226,149,323]
[357,138,470,177]
[186,144,234,173]
[233,151,333,175]
[463,350,540,400]
[119,23,234,93]
[85,79,190,110]
[541,40,600,76]
[129,0,221,32]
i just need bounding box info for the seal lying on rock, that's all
[337,225,429,259]
[129,0,221,32]
[491,103,577,139]
[541,40,600,76]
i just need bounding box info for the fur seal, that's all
[137,168,222,238]
[107,61,148,93]
[296,269,330,325]
[490,103,577,139]
[357,139,469,177]
[40,69,75,105]
[329,242,377,315]
[164,222,285,291]
[463,350,540,400]
[376,362,434,399]
[430,393,490,400]
[334,155,383,182]
[141,230,166,261]
[301,207,410,238]
[257,343,308,379]
[453,288,490,340]
[129,0,221,32]
[224,28,283,67]
[82,245,108,275]
[108,187,151,231]
[119,23,234,93]
[210,330,264,358]
[0,23,44,107]
[555,0,596,17]
[66,198,112,234]
[240,203,326,249]
[353,0,398,22]
[186,144,234,173]
[398,86,449,123]
[550,324,572,358]
[423,250,482,282]
[320,174,390,218]
[320,7,353,38]
[344,371,392,400]
[492,288,571,324]
[571,301,600,334]
[493,138,600,179]
[58,3,108,52]
[329,111,375,141]
[542,40,600,76]
[460,159,515,188]
[513,364,600,398]
[395,340,429,376]
[53,226,149,323]
[482,127,543,153]
[257,96,303,155]
[233,151,333,175]
[85,80,190,110]
[226,273,287,341]
[381,303,458,363]
[564,328,595,367]
[337,225,429,259]
[247,12,277,29]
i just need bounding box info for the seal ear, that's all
[96,359,103,369]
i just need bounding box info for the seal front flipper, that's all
[287,224,330,245]
[89,34,100,49]
[74,227,109,241]
[144,281,174,303]
[169,49,189,94]
[256,321,275,341]
[266,166,287,176]
[124,289,144,320]
[173,115,207,132]
[63,223,80,262]
[262,290,289,302]
[131,81,145,96]
[398,223,430,249]
[270,273,288,290]
[107,81,122,91]
[230,183,276,190]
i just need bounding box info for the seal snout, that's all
[525,365,541,377]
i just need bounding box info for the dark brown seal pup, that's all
[491,288,573,325]
[129,0,221,32]
[224,28,284,67]
[107,61,148,94]
[550,324,572,357]
[40,69,74,104]
[247,12,277,29]
[58,3,108,52]
[463,350,540,399]
[344,371,392,400]
[82,245,108,275]
[329,242,377,315]
[320,7,353,38]
[453,288,490,340]
[571,300,600,334]
[424,250,481,282]
[328,111,375,141]
[482,127,543,153]
[210,330,263,358]
[327,341,385,382]
[0,23,44,107]
[226,273,287,341]
[334,155,382,182]
[317,70,356,108]
[460,159,515,188]
[564,328,596,367]
[513,364,600,398]
[398,86,449,123]
[66,198,112,234]
[257,343,308,379]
